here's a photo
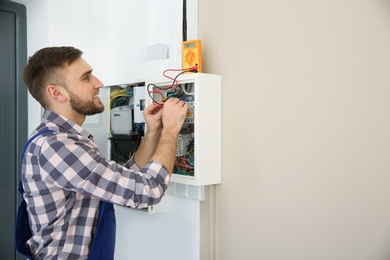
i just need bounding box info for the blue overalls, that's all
[15,130,116,260]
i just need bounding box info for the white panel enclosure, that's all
[146,73,221,186]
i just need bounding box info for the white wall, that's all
[18,0,204,259]
[24,0,48,134]
[199,0,390,259]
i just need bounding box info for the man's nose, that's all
[93,75,103,88]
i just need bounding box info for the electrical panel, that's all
[106,73,221,187]
[146,73,221,186]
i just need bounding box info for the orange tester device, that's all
[182,39,202,72]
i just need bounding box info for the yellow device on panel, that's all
[182,39,202,72]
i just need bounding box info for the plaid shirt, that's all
[22,110,170,259]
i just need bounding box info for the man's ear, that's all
[46,85,68,102]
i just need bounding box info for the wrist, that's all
[144,126,162,139]
[151,130,178,173]
[161,126,180,137]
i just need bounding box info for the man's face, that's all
[64,57,104,115]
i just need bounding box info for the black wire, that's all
[147,83,164,105]
[148,70,191,105]
[174,71,186,84]
[183,0,187,41]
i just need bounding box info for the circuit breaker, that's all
[146,73,221,186]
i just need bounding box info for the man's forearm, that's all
[150,129,178,173]
[135,97,187,173]
[134,128,161,168]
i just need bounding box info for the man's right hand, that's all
[149,98,189,173]
[161,98,189,134]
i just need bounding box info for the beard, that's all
[68,90,105,116]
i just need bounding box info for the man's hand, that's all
[161,98,189,134]
[142,103,163,134]
[134,99,188,170]
[146,98,188,173]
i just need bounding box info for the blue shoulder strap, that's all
[15,129,55,259]
[21,130,55,161]
[18,130,55,195]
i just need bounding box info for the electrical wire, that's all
[147,66,198,107]
[146,67,198,176]
[183,0,187,41]
[175,138,194,175]
[110,87,133,108]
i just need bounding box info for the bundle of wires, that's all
[110,86,133,109]
[147,66,197,107]
[174,139,194,176]
[146,67,198,175]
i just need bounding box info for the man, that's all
[18,46,188,259]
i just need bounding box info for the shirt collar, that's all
[42,110,93,139]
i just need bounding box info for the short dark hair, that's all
[23,46,83,108]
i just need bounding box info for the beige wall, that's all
[199,0,390,259]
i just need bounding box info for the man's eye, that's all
[84,75,90,81]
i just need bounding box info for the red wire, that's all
[149,90,165,107]
[162,66,198,88]
[149,66,198,107]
